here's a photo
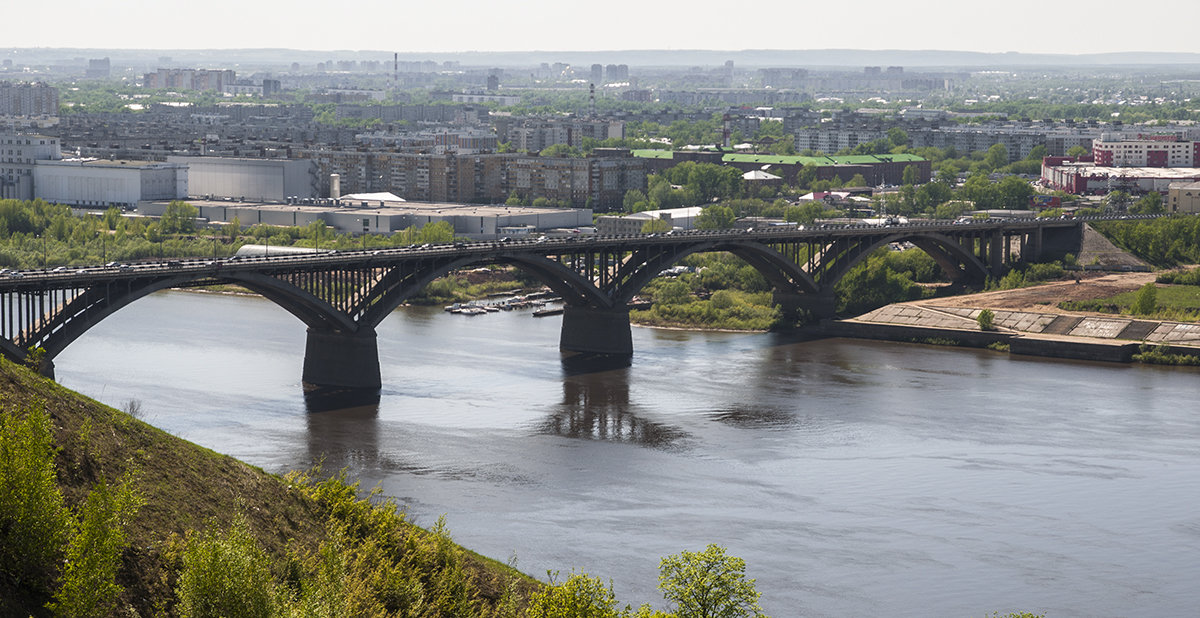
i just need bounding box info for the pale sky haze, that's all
[8,0,1200,56]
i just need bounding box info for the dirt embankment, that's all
[925,271,1158,314]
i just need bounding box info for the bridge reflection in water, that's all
[541,354,687,449]
[0,220,1088,390]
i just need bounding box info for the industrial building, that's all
[138,195,593,240]
[3,130,188,206]
[1041,156,1200,194]
[167,156,318,201]
[33,159,187,208]
[1167,181,1200,214]
[595,207,702,235]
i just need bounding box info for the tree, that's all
[1130,191,1165,215]
[887,127,910,148]
[641,218,672,234]
[225,216,241,241]
[794,164,818,191]
[901,164,919,186]
[624,189,648,213]
[1067,145,1090,158]
[995,176,1034,210]
[160,200,198,234]
[658,544,765,618]
[1104,190,1131,212]
[696,205,736,230]
[1131,282,1157,315]
[984,143,1010,170]
[652,279,692,305]
[784,202,826,225]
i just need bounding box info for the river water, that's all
[54,291,1200,617]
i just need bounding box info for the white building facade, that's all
[34,159,187,208]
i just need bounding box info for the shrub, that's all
[49,473,144,617]
[528,571,627,618]
[0,404,71,587]
[176,514,279,618]
[977,308,996,331]
[1131,282,1158,315]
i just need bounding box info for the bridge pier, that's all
[559,305,633,357]
[301,327,382,389]
[37,357,55,381]
[773,289,837,322]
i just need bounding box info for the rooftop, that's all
[631,150,927,166]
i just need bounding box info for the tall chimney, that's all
[330,173,341,199]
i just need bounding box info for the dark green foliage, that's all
[1156,268,1200,285]
[1091,217,1200,267]
[834,249,935,316]
[696,205,736,230]
[1133,343,1200,366]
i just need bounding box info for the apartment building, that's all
[0,81,59,116]
[1092,133,1200,167]
[0,131,61,199]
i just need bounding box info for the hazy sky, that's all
[10,0,1200,55]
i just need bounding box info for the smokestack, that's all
[589,83,596,118]
[393,52,398,86]
[722,113,731,149]
[330,173,341,199]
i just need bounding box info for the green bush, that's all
[1131,282,1158,315]
[176,515,279,618]
[0,404,71,588]
[49,474,144,617]
[528,572,627,618]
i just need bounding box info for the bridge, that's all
[0,217,1090,389]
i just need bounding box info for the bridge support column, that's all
[773,289,836,322]
[37,357,55,381]
[302,327,381,389]
[560,305,632,357]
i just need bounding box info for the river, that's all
[54,290,1200,617]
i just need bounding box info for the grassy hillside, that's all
[0,358,538,616]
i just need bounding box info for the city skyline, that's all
[8,0,1200,56]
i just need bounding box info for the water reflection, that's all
[304,386,381,473]
[539,363,687,448]
[559,352,633,376]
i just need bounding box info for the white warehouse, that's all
[167,156,318,201]
[33,159,187,208]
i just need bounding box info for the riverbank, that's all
[0,358,538,615]
[829,272,1200,364]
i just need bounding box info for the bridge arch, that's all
[605,240,820,306]
[355,253,610,328]
[818,231,992,290]
[31,272,357,362]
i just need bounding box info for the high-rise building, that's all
[0,82,59,116]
